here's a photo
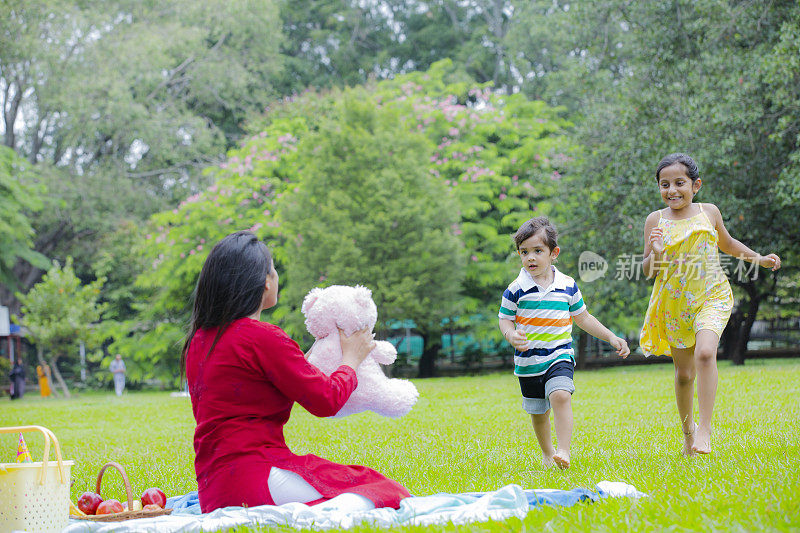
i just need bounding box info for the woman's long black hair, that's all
[180,231,272,377]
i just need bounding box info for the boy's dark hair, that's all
[656,153,700,182]
[180,231,272,377]
[514,216,558,251]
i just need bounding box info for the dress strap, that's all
[697,202,716,229]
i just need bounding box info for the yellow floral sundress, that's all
[639,204,734,356]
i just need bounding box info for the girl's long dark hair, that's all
[180,231,272,378]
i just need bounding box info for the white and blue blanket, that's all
[63,481,645,532]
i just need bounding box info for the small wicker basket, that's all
[72,461,173,522]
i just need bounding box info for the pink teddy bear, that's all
[302,285,419,418]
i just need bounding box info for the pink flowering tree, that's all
[111,60,574,381]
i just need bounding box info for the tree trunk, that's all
[575,331,588,369]
[719,307,742,360]
[731,292,761,366]
[729,274,777,366]
[47,354,71,398]
[3,79,23,149]
[417,329,442,378]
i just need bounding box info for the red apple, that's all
[140,487,166,508]
[77,491,103,515]
[96,499,124,515]
[142,503,162,512]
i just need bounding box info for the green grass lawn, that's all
[2,359,799,532]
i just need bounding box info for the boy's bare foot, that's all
[553,450,570,470]
[692,426,712,454]
[682,423,697,456]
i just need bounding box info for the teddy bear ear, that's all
[302,287,323,315]
[354,285,373,306]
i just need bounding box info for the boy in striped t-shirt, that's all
[499,217,629,469]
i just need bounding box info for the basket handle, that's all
[95,461,134,511]
[0,425,66,486]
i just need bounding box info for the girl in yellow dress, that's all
[639,153,781,456]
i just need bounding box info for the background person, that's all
[110,354,126,396]
[36,363,52,397]
[9,358,26,400]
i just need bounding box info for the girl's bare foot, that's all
[682,423,698,456]
[553,450,570,470]
[692,426,712,454]
[542,454,555,468]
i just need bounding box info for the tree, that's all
[767,11,800,207]
[0,146,48,292]
[16,258,106,396]
[280,90,465,377]
[507,1,800,362]
[276,0,515,93]
[386,1,515,91]
[374,60,576,365]
[114,118,303,386]
[276,0,395,91]
[122,61,572,380]
[505,1,635,109]
[0,0,284,310]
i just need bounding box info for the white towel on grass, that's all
[62,482,645,532]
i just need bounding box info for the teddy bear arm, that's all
[369,340,398,365]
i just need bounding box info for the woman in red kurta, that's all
[182,231,410,513]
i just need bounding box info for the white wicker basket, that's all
[0,426,73,533]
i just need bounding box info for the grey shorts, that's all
[519,361,575,415]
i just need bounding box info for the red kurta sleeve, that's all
[250,323,358,417]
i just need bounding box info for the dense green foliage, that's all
[0,0,283,309]
[1,360,798,530]
[120,61,572,382]
[2,0,799,382]
[16,258,106,394]
[0,146,47,289]
[280,91,464,355]
[16,259,105,355]
[508,0,800,360]
[276,0,513,92]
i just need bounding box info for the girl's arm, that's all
[705,204,782,270]
[642,210,665,279]
[572,311,630,358]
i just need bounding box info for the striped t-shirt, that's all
[498,266,586,376]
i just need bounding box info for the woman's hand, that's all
[339,327,375,370]
[649,227,665,255]
[759,253,782,271]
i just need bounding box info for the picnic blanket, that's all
[62,481,645,532]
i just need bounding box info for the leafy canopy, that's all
[117,60,573,380]
[0,146,48,289]
[17,257,106,359]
